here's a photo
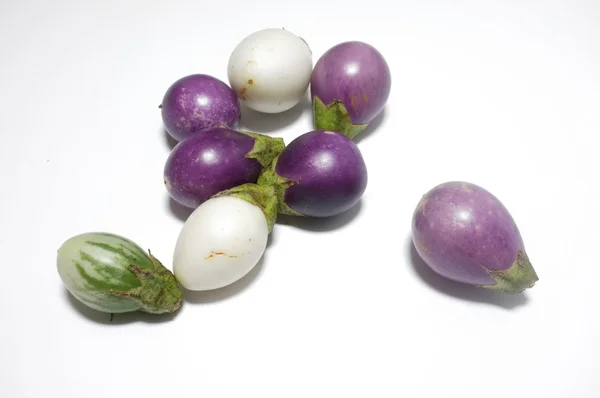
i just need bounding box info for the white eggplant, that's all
[227,28,313,113]
[173,183,277,291]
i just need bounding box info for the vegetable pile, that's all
[57,28,539,318]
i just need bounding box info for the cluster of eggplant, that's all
[57,27,537,319]
[160,29,390,292]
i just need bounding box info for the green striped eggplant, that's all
[57,232,183,314]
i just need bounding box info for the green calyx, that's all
[58,232,184,315]
[110,250,183,314]
[212,183,279,232]
[256,155,304,217]
[240,130,285,168]
[312,96,368,140]
[482,251,539,294]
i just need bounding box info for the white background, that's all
[1,0,599,397]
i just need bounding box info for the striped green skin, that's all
[57,232,182,314]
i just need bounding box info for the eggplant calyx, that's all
[312,96,367,140]
[257,155,304,217]
[481,251,539,294]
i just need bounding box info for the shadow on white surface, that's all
[63,288,182,325]
[406,237,529,309]
[238,93,310,134]
[163,128,179,150]
[168,197,194,222]
[353,107,387,144]
[275,199,363,232]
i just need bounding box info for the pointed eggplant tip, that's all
[482,251,539,294]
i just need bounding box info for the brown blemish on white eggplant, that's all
[204,251,238,260]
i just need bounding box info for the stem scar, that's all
[350,95,358,113]
[418,243,432,255]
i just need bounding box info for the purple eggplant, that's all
[160,74,241,142]
[164,127,284,209]
[310,41,391,140]
[258,130,367,217]
[411,181,538,294]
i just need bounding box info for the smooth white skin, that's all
[227,28,313,113]
[173,196,269,291]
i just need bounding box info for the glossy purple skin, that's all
[276,130,368,217]
[310,41,391,124]
[161,74,241,142]
[164,127,261,208]
[411,181,525,286]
